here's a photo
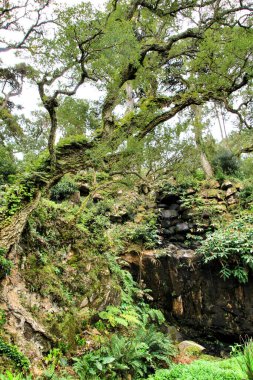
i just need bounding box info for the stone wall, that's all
[157,180,242,247]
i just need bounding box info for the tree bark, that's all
[193,105,214,179]
[0,192,41,252]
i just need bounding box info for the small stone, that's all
[69,191,81,204]
[226,187,237,198]
[221,180,233,190]
[161,209,178,219]
[175,223,189,233]
[214,204,227,212]
[201,189,223,200]
[186,188,197,195]
[235,183,243,191]
[93,193,104,201]
[162,227,175,236]
[208,179,220,189]
[178,340,205,355]
[168,203,180,210]
[161,218,179,228]
[227,196,237,205]
[166,325,183,342]
[80,297,89,308]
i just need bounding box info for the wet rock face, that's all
[123,247,253,340]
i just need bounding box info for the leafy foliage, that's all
[0,372,31,380]
[0,247,12,278]
[231,338,253,380]
[212,149,240,176]
[147,358,243,380]
[73,328,174,380]
[0,182,35,220]
[72,254,174,379]
[0,146,17,184]
[239,181,253,208]
[197,215,253,283]
[0,339,30,372]
[50,178,78,201]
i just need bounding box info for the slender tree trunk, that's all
[200,151,214,179]
[215,104,224,141]
[192,105,214,179]
[221,105,228,140]
[125,82,134,112]
[47,106,58,169]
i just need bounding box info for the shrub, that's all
[73,328,174,380]
[50,179,78,201]
[0,338,30,372]
[233,338,253,380]
[148,358,243,380]
[0,248,13,279]
[212,149,240,176]
[0,146,17,184]
[123,218,160,249]
[0,371,31,380]
[197,215,253,283]
[240,156,253,179]
[239,181,253,207]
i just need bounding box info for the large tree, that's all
[1,0,253,252]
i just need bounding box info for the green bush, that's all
[240,156,253,179]
[147,358,243,380]
[242,339,253,380]
[239,181,253,207]
[74,328,174,380]
[0,371,31,380]
[73,261,174,380]
[0,339,30,372]
[212,149,240,176]
[234,338,253,380]
[0,146,17,184]
[50,179,78,201]
[197,214,253,283]
[0,248,13,279]
[123,218,160,249]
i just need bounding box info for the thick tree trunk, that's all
[0,192,41,252]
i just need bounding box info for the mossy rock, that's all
[178,340,206,356]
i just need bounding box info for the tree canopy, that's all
[0,0,253,250]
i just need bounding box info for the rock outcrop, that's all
[123,245,253,341]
